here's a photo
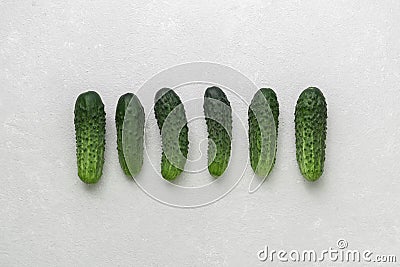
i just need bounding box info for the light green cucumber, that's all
[115,93,145,177]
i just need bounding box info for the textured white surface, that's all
[1,0,400,266]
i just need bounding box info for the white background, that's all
[1,0,400,266]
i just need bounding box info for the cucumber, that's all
[74,91,106,184]
[248,88,279,177]
[295,87,327,181]
[115,93,145,177]
[154,88,189,180]
[203,86,232,177]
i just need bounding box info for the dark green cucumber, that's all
[203,86,232,177]
[154,88,189,180]
[74,91,106,184]
[115,93,145,177]
[248,88,279,177]
[295,87,327,181]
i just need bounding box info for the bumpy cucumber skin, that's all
[74,91,106,184]
[203,86,232,177]
[295,87,327,181]
[154,88,189,180]
[248,88,279,177]
[115,93,145,177]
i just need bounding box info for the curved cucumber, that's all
[248,88,279,177]
[115,93,145,177]
[295,87,327,181]
[154,88,189,180]
[203,86,232,177]
[74,91,106,184]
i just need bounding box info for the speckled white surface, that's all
[1,0,400,266]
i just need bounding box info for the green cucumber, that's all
[203,86,232,177]
[115,93,145,177]
[248,88,279,177]
[154,88,189,180]
[295,87,327,181]
[74,91,106,184]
